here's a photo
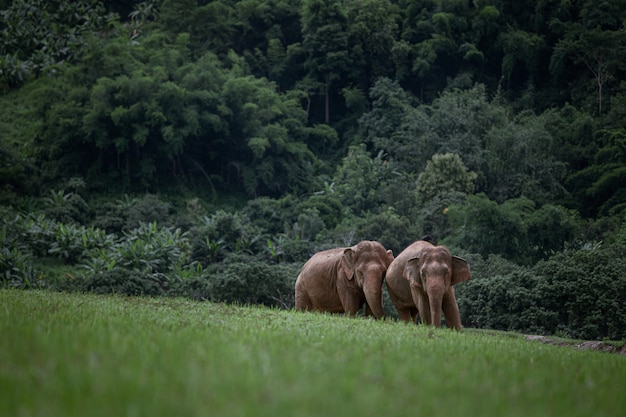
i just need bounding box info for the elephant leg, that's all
[295,289,312,311]
[339,291,362,317]
[442,287,462,330]
[396,307,414,322]
[417,295,432,325]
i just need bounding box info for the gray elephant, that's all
[295,240,394,319]
[386,240,471,330]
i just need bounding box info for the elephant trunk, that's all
[426,282,445,327]
[364,278,384,319]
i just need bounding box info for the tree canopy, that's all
[1,0,624,211]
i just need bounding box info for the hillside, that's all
[2,290,625,417]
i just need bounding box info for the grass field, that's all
[2,289,624,417]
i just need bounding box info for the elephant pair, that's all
[294,240,471,329]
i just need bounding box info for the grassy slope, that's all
[1,290,624,417]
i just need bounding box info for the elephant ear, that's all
[404,257,423,288]
[341,248,356,280]
[385,249,394,266]
[451,256,471,285]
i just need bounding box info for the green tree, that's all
[359,77,431,172]
[0,0,111,88]
[398,0,478,100]
[500,29,544,90]
[344,0,400,88]
[301,0,349,124]
[444,194,531,263]
[549,0,626,115]
[425,84,508,172]
[416,153,476,202]
[481,111,567,204]
[526,204,581,261]
[232,0,304,90]
[566,129,626,217]
[331,144,398,217]
[217,66,315,196]
[158,0,237,57]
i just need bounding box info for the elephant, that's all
[295,240,394,319]
[385,240,471,330]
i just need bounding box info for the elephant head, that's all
[404,246,471,328]
[339,241,394,319]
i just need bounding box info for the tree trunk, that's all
[324,78,330,124]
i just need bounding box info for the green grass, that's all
[1,290,624,417]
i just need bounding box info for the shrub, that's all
[456,245,626,340]
[124,194,173,230]
[533,244,626,340]
[47,223,86,265]
[456,269,546,333]
[43,190,91,225]
[242,195,297,236]
[188,210,265,265]
[207,255,298,308]
[92,201,127,234]
[169,274,213,301]
[16,214,58,257]
[0,247,41,289]
[83,268,164,296]
[117,222,190,274]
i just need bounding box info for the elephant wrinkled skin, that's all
[295,240,394,319]
[386,240,471,330]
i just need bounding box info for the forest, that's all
[1,0,625,340]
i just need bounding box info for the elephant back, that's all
[387,240,433,280]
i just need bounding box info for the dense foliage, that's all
[1,0,625,340]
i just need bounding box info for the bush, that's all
[456,245,626,340]
[47,223,87,265]
[13,214,58,258]
[168,274,213,301]
[43,190,92,225]
[188,210,265,265]
[92,201,127,234]
[207,255,299,308]
[83,268,164,296]
[533,245,626,340]
[0,247,41,289]
[456,268,547,333]
[124,194,173,230]
[241,196,297,236]
[116,222,190,274]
